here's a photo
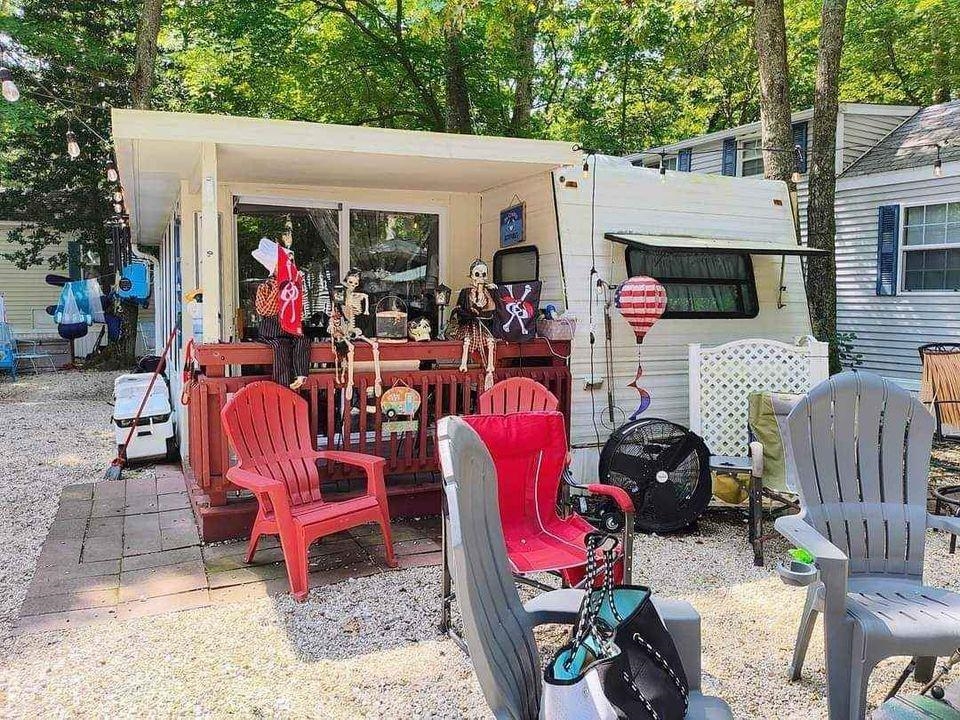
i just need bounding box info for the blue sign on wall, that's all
[500,203,525,247]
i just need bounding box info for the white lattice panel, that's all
[693,339,826,457]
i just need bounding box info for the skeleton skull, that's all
[469,259,488,286]
[344,269,362,290]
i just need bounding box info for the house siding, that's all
[835,167,960,385]
[842,114,911,170]
[0,222,66,329]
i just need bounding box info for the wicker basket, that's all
[537,316,577,341]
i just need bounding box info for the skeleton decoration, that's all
[327,268,383,398]
[492,281,542,343]
[614,276,668,421]
[448,259,497,391]
[407,317,431,342]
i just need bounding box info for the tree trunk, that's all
[508,7,537,137]
[753,0,794,181]
[806,0,847,373]
[130,0,164,110]
[443,22,473,134]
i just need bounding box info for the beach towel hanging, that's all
[54,281,93,340]
[116,260,151,306]
[275,246,303,336]
[492,280,541,343]
[615,276,667,421]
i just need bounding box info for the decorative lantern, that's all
[375,295,408,343]
[332,283,347,306]
[614,275,668,420]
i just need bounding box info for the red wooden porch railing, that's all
[187,339,571,511]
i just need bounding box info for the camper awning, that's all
[605,232,829,256]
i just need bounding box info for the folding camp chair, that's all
[0,323,17,380]
[688,337,829,564]
[439,411,634,636]
[919,343,960,440]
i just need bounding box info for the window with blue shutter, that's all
[678,148,692,172]
[792,121,808,174]
[721,138,736,176]
[67,240,81,280]
[876,204,900,296]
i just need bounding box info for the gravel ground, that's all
[1,372,959,719]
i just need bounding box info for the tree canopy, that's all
[0,0,957,268]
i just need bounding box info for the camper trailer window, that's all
[625,248,759,319]
[494,246,539,283]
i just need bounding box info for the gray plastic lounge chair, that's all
[437,415,732,720]
[777,371,960,720]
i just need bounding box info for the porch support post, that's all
[199,141,221,342]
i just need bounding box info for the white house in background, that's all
[626,103,918,244]
[834,100,960,388]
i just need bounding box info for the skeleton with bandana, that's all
[447,259,497,391]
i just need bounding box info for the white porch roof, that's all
[111,109,581,244]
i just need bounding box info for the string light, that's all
[65,127,80,159]
[105,159,119,182]
[112,190,123,203]
[934,145,943,178]
[112,201,123,214]
[0,67,19,102]
[582,158,591,180]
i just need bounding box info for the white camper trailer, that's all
[112,111,817,482]
[481,156,818,478]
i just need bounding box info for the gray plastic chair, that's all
[776,372,960,720]
[437,415,732,720]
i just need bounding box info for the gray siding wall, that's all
[835,168,960,384]
[843,114,909,169]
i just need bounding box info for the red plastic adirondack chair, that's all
[221,381,397,601]
[464,411,632,584]
[478,377,559,414]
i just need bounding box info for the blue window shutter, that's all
[876,205,900,296]
[792,121,808,174]
[678,148,692,172]
[721,138,736,176]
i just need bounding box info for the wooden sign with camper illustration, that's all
[381,381,421,433]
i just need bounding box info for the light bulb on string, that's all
[659,155,667,183]
[0,68,19,102]
[113,190,123,203]
[934,146,943,178]
[65,130,80,160]
[113,202,123,214]
[582,158,591,180]
[792,144,804,183]
[105,159,119,183]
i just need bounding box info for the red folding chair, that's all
[440,411,634,633]
[222,381,397,601]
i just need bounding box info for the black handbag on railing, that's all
[572,533,690,720]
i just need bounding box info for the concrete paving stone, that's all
[115,589,210,621]
[119,560,208,603]
[55,499,93,520]
[13,606,118,635]
[307,547,369,572]
[123,513,162,555]
[86,515,123,538]
[158,508,195,529]
[124,494,160,514]
[19,588,118,616]
[158,491,190,511]
[160,524,201,551]
[92,480,125,501]
[347,523,379,538]
[53,558,121,579]
[61,483,95,501]
[209,577,290,605]
[393,550,442,570]
[155,470,187,495]
[121,545,203,572]
[82,534,123,563]
[200,536,278,562]
[124,477,157,497]
[204,545,285,573]
[308,537,363,558]
[354,525,424,546]
[368,538,441,557]
[26,572,119,599]
[46,518,88,540]
[91,498,126,517]
[35,538,83,568]
[206,563,288,589]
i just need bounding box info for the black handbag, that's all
[576,533,690,720]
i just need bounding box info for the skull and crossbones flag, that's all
[492,281,542,343]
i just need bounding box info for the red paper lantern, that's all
[614,275,667,343]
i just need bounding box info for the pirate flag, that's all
[492,281,542,343]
